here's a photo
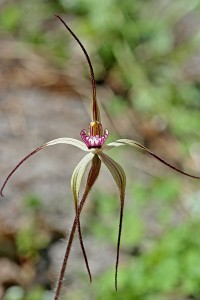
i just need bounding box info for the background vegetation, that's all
[0,0,200,299]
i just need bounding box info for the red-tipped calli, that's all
[80,121,109,149]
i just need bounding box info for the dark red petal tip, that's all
[0,145,44,197]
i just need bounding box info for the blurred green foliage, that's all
[94,220,200,300]
[91,181,200,300]
[1,0,200,299]
[4,286,53,300]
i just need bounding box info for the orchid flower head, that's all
[80,121,109,149]
[1,15,200,300]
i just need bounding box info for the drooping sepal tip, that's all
[99,152,126,293]
[0,138,88,197]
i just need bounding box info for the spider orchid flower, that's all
[1,15,200,300]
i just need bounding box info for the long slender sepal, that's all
[54,155,101,300]
[99,152,126,291]
[55,15,100,122]
[1,146,43,196]
[45,138,88,151]
[0,138,88,197]
[71,153,94,282]
[105,139,200,179]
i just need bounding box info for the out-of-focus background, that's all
[0,0,200,299]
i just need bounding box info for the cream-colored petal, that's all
[104,139,142,151]
[71,152,94,282]
[99,152,126,291]
[99,152,126,192]
[105,139,200,179]
[54,155,101,299]
[71,152,94,209]
[1,138,88,196]
[45,137,88,151]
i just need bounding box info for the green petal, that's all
[105,139,200,179]
[99,152,126,291]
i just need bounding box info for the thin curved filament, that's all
[54,155,101,300]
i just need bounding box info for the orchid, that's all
[1,15,200,300]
